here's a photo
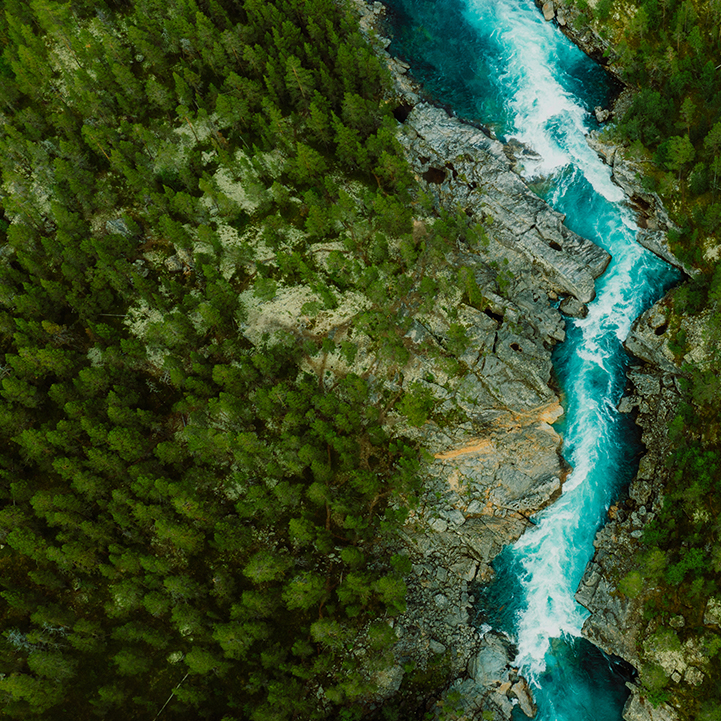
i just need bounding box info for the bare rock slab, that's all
[511,677,538,718]
[467,633,510,685]
[399,104,609,303]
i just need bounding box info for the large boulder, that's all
[511,677,538,718]
[467,633,511,685]
[623,302,680,375]
[559,296,588,318]
[623,688,679,721]
[594,106,611,123]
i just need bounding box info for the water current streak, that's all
[386,0,680,718]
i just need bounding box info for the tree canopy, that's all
[0,0,436,718]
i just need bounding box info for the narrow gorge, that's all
[365,0,684,718]
[2,1,713,719]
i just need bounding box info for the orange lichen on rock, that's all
[434,437,495,461]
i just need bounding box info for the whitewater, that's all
[385,0,680,718]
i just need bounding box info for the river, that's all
[384,0,680,719]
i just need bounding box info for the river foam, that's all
[386,0,680,717]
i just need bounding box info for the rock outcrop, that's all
[399,104,610,304]
[357,0,612,307]
[623,693,680,721]
[383,397,566,717]
[623,304,681,375]
[533,0,617,68]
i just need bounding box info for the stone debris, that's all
[594,106,611,123]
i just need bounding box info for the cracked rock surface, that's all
[399,104,610,303]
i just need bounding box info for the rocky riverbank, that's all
[585,133,696,279]
[533,0,634,130]
[570,41,717,721]
[575,290,721,721]
[534,0,616,68]
[355,4,711,721]
[348,2,619,719]
[575,299,685,721]
[535,0,696,282]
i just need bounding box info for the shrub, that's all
[398,383,435,427]
[619,570,644,598]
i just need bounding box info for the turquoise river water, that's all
[384,0,681,719]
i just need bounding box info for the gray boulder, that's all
[511,677,538,718]
[636,229,695,277]
[624,303,680,374]
[594,106,611,123]
[105,217,133,237]
[467,634,511,685]
[559,296,588,318]
[623,688,678,721]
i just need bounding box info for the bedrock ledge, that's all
[398,103,611,304]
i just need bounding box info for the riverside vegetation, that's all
[3,0,598,716]
[2,0,620,715]
[4,0,713,719]
[554,0,721,718]
[0,0,510,718]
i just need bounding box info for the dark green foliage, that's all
[0,1,423,719]
[398,383,435,427]
[590,0,721,266]
[594,0,615,21]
